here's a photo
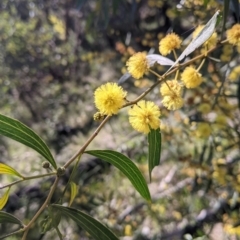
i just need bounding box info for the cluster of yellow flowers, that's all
[93,23,240,135]
[226,24,240,46]
[94,82,160,134]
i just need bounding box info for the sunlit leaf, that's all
[0,163,23,178]
[51,204,119,240]
[0,188,10,210]
[148,129,161,182]
[0,114,57,169]
[85,150,151,201]
[69,182,78,207]
[167,10,220,73]
[0,211,23,226]
[146,54,174,66]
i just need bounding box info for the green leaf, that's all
[40,216,53,234]
[148,129,161,182]
[40,207,62,234]
[0,163,23,178]
[0,114,57,169]
[69,182,78,207]
[0,211,23,226]
[0,188,10,210]
[85,150,151,201]
[51,204,119,240]
[166,10,220,73]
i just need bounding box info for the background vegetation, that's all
[0,0,240,239]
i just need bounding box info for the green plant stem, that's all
[123,79,163,107]
[55,226,63,240]
[21,176,60,240]
[61,155,82,200]
[0,179,24,190]
[0,172,56,190]
[174,69,180,81]
[173,49,178,60]
[20,115,123,239]
[197,58,206,71]
[23,172,56,180]
[63,115,111,169]
[0,228,25,239]
[149,69,162,78]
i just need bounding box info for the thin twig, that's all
[0,172,56,190]
[21,176,60,240]
[63,115,111,168]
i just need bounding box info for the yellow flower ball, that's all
[159,33,182,56]
[215,115,227,125]
[228,66,240,81]
[224,224,240,236]
[181,66,203,88]
[197,103,211,114]
[162,95,184,110]
[226,24,240,46]
[193,25,218,49]
[126,52,149,79]
[195,123,211,138]
[129,100,161,134]
[94,82,127,116]
[160,80,183,97]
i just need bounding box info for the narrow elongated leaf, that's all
[178,10,220,60]
[148,129,161,182]
[0,188,10,210]
[0,163,23,178]
[167,10,220,73]
[146,54,174,66]
[85,150,151,201]
[51,204,119,240]
[69,182,78,207]
[118,72,131,85]
[0,211,23,226]
[0,114,57,169]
